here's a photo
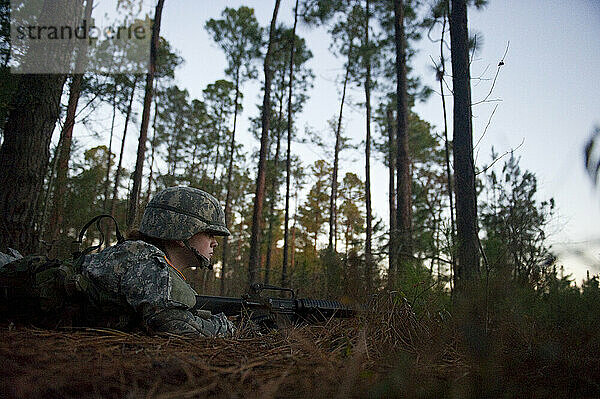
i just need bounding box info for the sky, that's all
[90,0,600,282]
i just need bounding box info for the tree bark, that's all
[127,0,165,229]
[438,12,456,284]
[264,99,285,285]
[282,0,299,288]
[0,0,82,253]
[449,0,480,287]
[387,108,397,288]
[220,69,241,295]
[103,83,118,211]
[145,86,159,205]
[48,0,94,241]
[290,191,298,276]
[394,0,413,279]
[111,78,137,218]
[248,0,281,285]
[329,43,352,254]
[39,136,62,240]
[364,0,373,292]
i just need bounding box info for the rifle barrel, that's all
[194,295,356,321]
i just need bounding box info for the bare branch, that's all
[477,137,525,175]
[474,103,499,150]
[473,41,510,106]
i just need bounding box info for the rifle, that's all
[194,283,357,325]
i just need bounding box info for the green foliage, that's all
[372,267,600,398]
[155,37,183,79]
[407,112,447,266]
[290,243,326,297]
[481,152,555,285]
[154,85,191,182]
[205,6,263,81]
[373,101,451,286]
[298,160,331,252]
[269,25,314,116]
[338,172,365,254]
[375,0,432,103]
[300,0,347,26]
[47,145,114,257]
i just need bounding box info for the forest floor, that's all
[2,291,599,398]
[0,320,394,399]
[0,296,424,398]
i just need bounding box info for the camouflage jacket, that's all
[81,240,234,337]
[0,248,22,267]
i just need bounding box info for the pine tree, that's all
[47,0,94,242]
[298,160,332,253]
[127,0,165,228]
[205,6,263,294]
[261,23,313,286]
[0,0,84,253]
[449,0,480,287]
[248,0,282,285]
[481,153,555,284]
[393,0,414,277]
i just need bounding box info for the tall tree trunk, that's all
[264,99,285,285]
[211,139,221,186]
[104,83,118,211]
[0,0,82,253]
[39,138,62,240]
[220,69,241,295]
[363,0,373,292]
[290,190,299,276]
[248,0,281,285]
[145,88,159,205]
[48,0,94,241]
[111,79,137,218]
[394,0,413,279]
[449,0,479,288]
[387,108,397,288]
[47,76,81,240]
[282,0,299,288]
[127,0,165,228]
[438,11,456,284]
[329,43,352,254]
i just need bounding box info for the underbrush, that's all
[0,294,421,398]
[372,273,600,398]
[1,274,599,398]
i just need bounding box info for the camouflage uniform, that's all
[1,187,235,338]
[139,186,231,240]
[80,240,234,337]
[0,248,22,267]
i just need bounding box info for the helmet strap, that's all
[183,239,212,270]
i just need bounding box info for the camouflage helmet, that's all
[139,186,230,241]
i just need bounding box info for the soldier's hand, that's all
[195,309,212,320]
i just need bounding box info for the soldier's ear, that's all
[174,240,185,248]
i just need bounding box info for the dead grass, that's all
[11,291,595,399]
[0,295,431,398]
[0,316,399,398]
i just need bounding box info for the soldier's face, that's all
[188,232,218,259]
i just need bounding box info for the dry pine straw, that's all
[0,319,389,399]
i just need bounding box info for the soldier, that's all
[1,186,235,337]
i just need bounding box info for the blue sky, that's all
[456,0,600,280]
[93,0,600,281]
